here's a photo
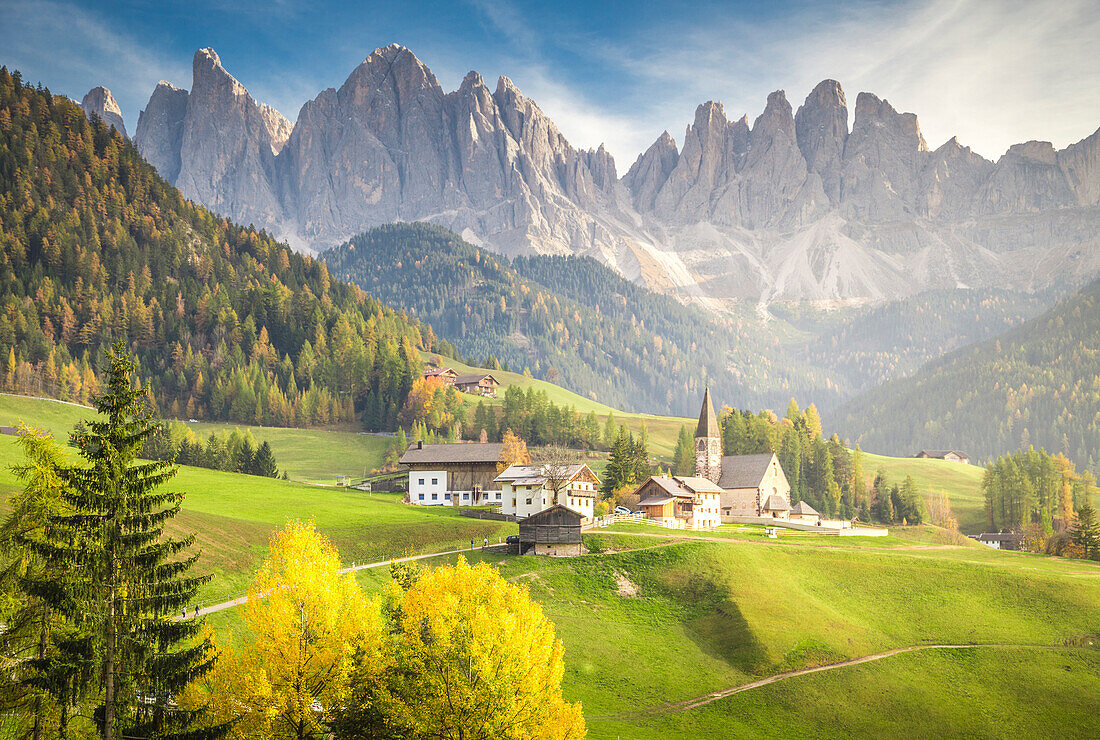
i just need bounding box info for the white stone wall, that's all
[409,469,449,505]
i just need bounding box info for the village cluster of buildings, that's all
[396,388,838,554]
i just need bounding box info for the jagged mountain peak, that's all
[79,85,127,138]
[805,79,846,106]
[752,89,795,136]
[852,91,928,152]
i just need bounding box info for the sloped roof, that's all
[676,476,724,494]
[790,501,819,516]
[493,463,594,487]
[717,453,776,490]
[638,494,676,506]
[917,449,968,459]
[454,373,500,385]
[763,493,791,511]
[424,367,455,376]
[399,442,503,465]
[696,387,720,439]
[639,477,689,497]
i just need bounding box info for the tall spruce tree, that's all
[21,343,224,740]
[251,442,278,478]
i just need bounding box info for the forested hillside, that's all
[0,68,431,430]
[325,223,842,415]
[782,288,1059,397]
[834,278,1100,470]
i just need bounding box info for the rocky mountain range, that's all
[111,45,1100,303]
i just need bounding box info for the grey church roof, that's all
[717,453,776,490]
[696,387,720,439]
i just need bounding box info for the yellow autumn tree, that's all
[335,557,585,739]
[195,520,377,739]
[498,428,531,472]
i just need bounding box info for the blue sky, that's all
[2,0,1098,167]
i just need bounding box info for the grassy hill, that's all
[346,534,1100,739]
[0,396,515,602]
[3,395,1097,737]
[423,355,694,459]
[0,394,391,485]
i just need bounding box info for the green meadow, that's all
[346,536,1100,738]
[2,393,1098,737]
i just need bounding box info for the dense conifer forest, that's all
[784,287,1059,395]
[324,223,841,415]
[835,278,1100,471]
[0,69,430,430]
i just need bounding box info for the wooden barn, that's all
[518,505,584,556]
[915,450,970,465]
[453,373,501,397]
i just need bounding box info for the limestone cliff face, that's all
[134,82,189,182]
[794,79,847,204]
[174,48,285,229]
[133,48,1100,302]
[80,86,127,138]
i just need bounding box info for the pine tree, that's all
[1070,502,1100,560]
[251,441,278,478]
[672,424,694,476]
[20,343,224,740]
[601,429,636,498]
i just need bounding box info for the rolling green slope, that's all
[0,394,390,485]
[348,537,1100,739]
[0,398,515,601]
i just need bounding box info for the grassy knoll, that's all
[0,393,390,484]
[0,431,515,605]
[343,538,1100,738]
[861,450,988,532]
[596,645,1100,739]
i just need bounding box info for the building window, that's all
[431,494,438,500]
[463,493,469,499]
[432,478,439,486]
[445,493,451,500]
[418,493,424,500]
[419,478,425,486]
[526,498,532,505]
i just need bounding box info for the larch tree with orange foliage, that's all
[497,428,531,473]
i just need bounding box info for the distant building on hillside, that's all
[453,373,501,397]
[973,532,1024,550]
[635,476,722,529]
[693,388,793,520]
[423,367,458,385]
[914,450,970,465]
[496,463,599,521]
[399,440,503,506]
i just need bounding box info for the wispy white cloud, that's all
[593,0,1100,161]
[0,0,189,126]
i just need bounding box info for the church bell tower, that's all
[695,387,722,483]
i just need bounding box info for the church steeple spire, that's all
[696,386,720,439]
[695,387,722,484]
